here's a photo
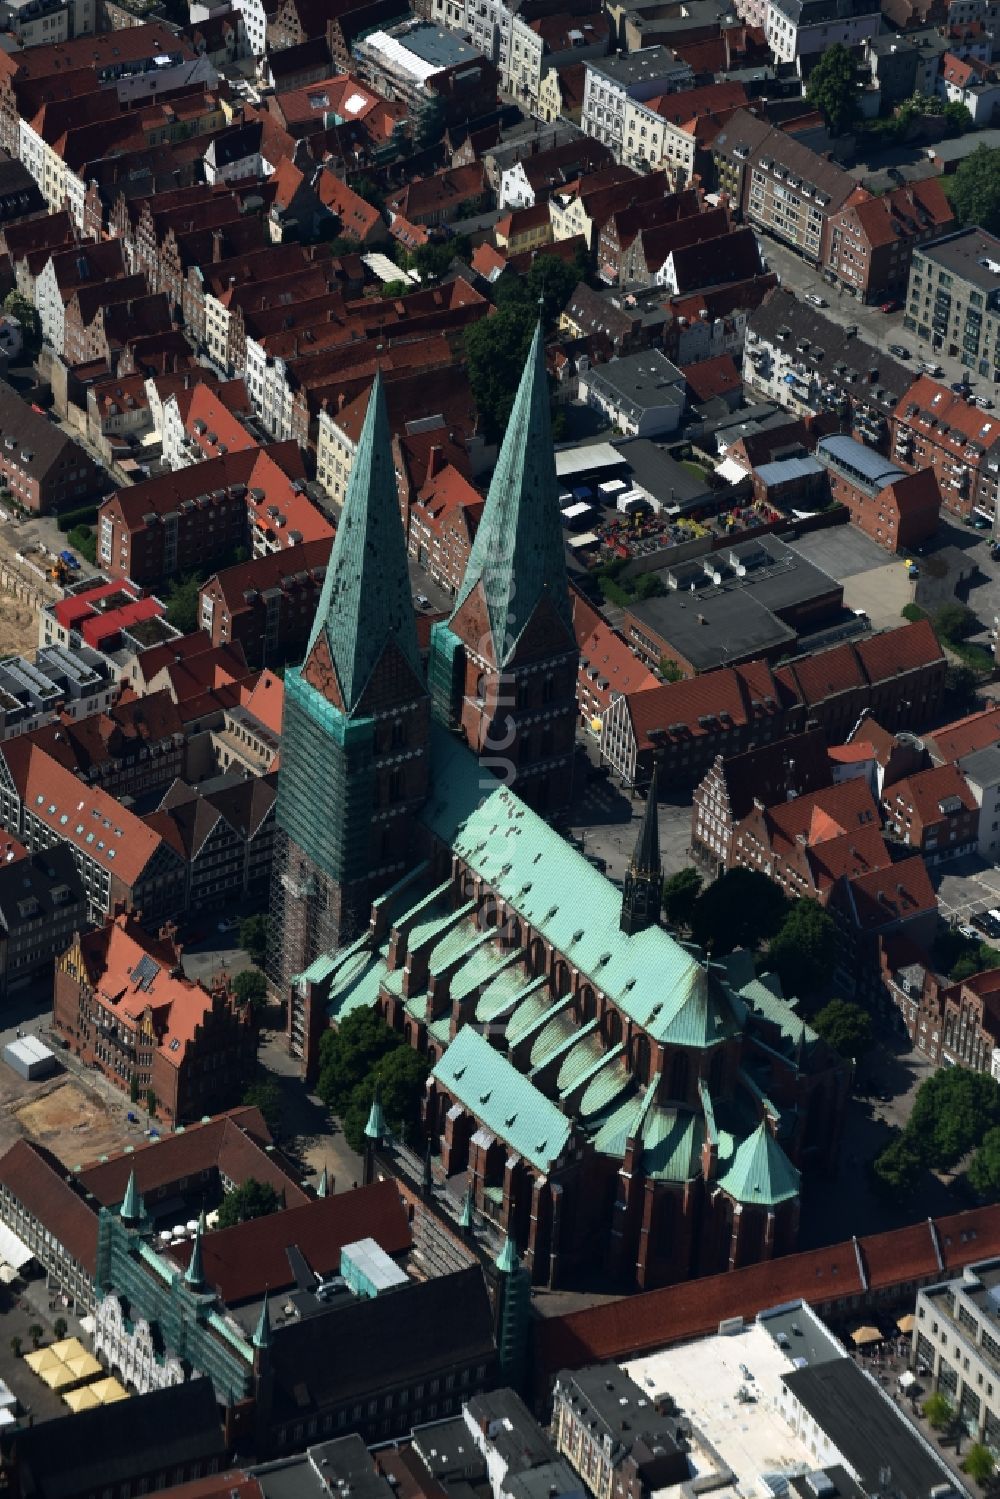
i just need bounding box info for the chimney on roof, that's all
[426,444,445,482]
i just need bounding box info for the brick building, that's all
[814,433,941,551]
[572,590,659,730]
[96,442,311,589]
[197,538,331,668]
[881,761,980,863]
[891,375,1000,523]
[0,382,103,514]
[824,179,955,304]
[403,459,483,597]
[53,912,256,1124]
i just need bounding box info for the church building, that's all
[272,330,850,1291]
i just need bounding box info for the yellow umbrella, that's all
[40,1362,77,1391]
[897,1313,916,1334]
[48,1337,87,1364]
[63,1352,101,1382]
[63,1385,101,1412]
[851,1325,883,1347]
[24,1347,62,1375]
[90,1377,128,1404]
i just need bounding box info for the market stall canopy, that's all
[897,1314,916,1334]
[62,1385,101,1413]
[24,1348,62,1375]
[89,1377,128,1404]
[851,1325,883,1346]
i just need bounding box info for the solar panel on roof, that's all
[130,954,160,991]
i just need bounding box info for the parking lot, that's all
[932,855,1000,927]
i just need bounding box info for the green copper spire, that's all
[184,1214,205,1289]
[495,1233,519,1275]
[621,769,662,936]
[632,769,661,877]
[120,1168,142,1224]
[306,371,421,714]
[253,1289,271,1351]
[459,1184,474,1231]
[451,323,571,665]
[365,1082,386,1142]
[317,1165,328,1198]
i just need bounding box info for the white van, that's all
[920,360,943,376]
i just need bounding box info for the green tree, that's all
[943,100,975,137]
[659,657,683,681]
[3,290,40,349]
[949,145,1000,234]
[908,1067,1000,1170]
[28,1324,42,1349]
[923,1391,954,1430]
[165,573,201,634]
[409,237,470,282]
[690,867,788,955]
[242,1076,283,1134]
[53,1317,67,1340]
[9,1337,20,1358]
[239,915,269,965]
[349,175,386,215]
[968,1126,1000,1199]
[963,1443,996,1484]
[768,899,838,999]
[806,44,860,135]
[146,1087,156,1115]
[812,998,873,1061]
[129,1074,140,1104]
[342,1045,430,1152]
[234,967,268,1014]
[933,602,976,644]
[216,1177,281,1229]
[381,278,409,298]
[662,868,702,928]
[873,1133,924,1197]
[67,524,97,565]
[464,302,537,442]
[316,1008,402,1115]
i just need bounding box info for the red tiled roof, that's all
[895,377,1000,460]
[76,1108,306,1206]
[836,178,954,251]
[537,1204,1000,1376]
[647,81,748,125]
[22,746,168,887]
[681,353,741,403]
[0,1139,97,1274]
[926,705,1000,763]
[885,761,978,822]
[845,854,937,930]
[169,1178,411,1303]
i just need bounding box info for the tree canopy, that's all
[317,1008,402,1116]
[811,999,873,1061]
[962,1443,996,1483]
[3,290,40,349]
[968,1126,1000,1200]
[233,968,268,1014]
[341,1046,430,1154]
[949,145,1000,235]
[242,1077,283,1134]
[923,1392,954,1431]
[805,45,860,135]
[216,1177,281,1229]
[768,900,838,1000]
[164,574,201,634]
[872,1132,924,1198]
[464,303,538,443]
[908,1067,1000,1169]
[662,868,702,928]
[240,915,269,965]
[690,867,788,955]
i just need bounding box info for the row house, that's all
[604,619,947,789]
[598,186,702,286]
[35,237,126,354]
[882,762,980,863]
[690,725,833,874]
[137,197,271,310]
[197,538,331,668]
[891,375,1000,524]
[403,458,483,597]
[153,771,278,912]
[159,378,257,470]
[20,690,187,802]
[662,276,777,364]
[622,81,748,182]
[194,243,324,371]
[764,0,881,63]
[54,912,256,1123]
[824,178,955,305]
[745,287,914,454]
[2,207,73,303]
[581,48,694,158]
[550,165,669,252]
[384,164,489,229]
[498,135,612,209]
[64,284,172,370]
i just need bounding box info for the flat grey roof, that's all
[588,46,687,86]
[816,434,904,488]
[755,455,823,485]
[586,350,685,417]
[958,744,1000,786]
[781,1359,962,1498]
[917,226,1000,291]
[395,22,482,67]
[758,1303,846,1370]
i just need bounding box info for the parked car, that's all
[217,915,239,934]
[958,923,980,941]
[889,343,910,359]
[973,911,1000,940]
[59,549,80,569]
[880,299,901,313]
[978,396,995,409]
[805,292,827,307]
[952,381,971,394]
